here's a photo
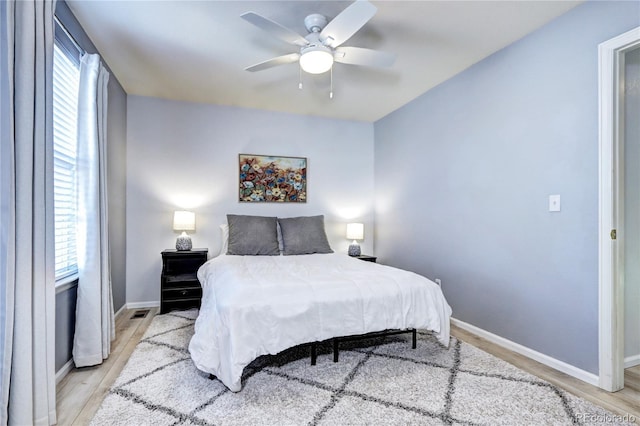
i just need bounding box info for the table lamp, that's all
[173,210,195,251]
[346,223,364,257]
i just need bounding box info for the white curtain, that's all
[0,0,58,424]
[72,53,114,367]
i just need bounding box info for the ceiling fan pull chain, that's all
[299,64,303,89]
[329,66,334,99]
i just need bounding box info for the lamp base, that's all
[176,232,192,251]
[348,243,361,257]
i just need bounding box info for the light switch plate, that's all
[549,194,561,212]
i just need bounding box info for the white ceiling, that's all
[66,1,581,122]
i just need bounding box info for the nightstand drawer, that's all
[163,286,202,300]
[161,298,201,313]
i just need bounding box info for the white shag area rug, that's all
[91,310,634,426]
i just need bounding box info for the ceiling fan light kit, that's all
[242,0,395,97]
[299,45,333,74]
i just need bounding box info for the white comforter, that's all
[188,253,452,392]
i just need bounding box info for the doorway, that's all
[598,26,640,393]
[623,45,640,393]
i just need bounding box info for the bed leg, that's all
[412,328,417,349]
[333,339,339,362]
[311,342,317,366]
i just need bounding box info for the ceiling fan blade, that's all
[334,46,396,68]
[245,53,301,72]
[241,12,309,47]
[320,0,377,48]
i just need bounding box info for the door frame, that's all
[598,26,640,392]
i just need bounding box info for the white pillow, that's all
[220,223,229,255]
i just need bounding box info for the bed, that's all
[188,215,452,392]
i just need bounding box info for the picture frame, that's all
[239,154,307,203]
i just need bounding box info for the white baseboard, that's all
[55,306,127,386]
[55,359,74,384]
[126,301,160,310]
[624,354,640,369]
[114,304,126,321]
[451,317,599,387]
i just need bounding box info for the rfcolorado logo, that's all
[576,413,637,424]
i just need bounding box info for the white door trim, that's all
[598,26,640,392]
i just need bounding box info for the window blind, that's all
[53,42,80,280]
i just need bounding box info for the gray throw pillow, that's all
[278,215,334,255]
[227,214,280,256]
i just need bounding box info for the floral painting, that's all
[239,154,307,203]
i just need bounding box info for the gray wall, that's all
[374,1,640,375]
[55,286,77,372]
[55,1,127,372]
[624,47,640,365]
[126,96,374,306]
[106,57,127,312]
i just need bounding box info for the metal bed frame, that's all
[309,328,417,365]
[208,328,418,382]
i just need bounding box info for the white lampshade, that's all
[300,46,334,74]
[173,211,195,231]
[346,223,364,240]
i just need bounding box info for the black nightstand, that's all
[161,249,208,314]
[353,255,377,263]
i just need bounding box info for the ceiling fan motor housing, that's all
[304,14,328,33]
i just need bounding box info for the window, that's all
[53,20,81,281]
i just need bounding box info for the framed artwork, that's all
[239,154,307,203]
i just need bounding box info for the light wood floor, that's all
[56,307,159,425]
[56,310,640,425]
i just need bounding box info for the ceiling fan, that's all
[241,0,396,76]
